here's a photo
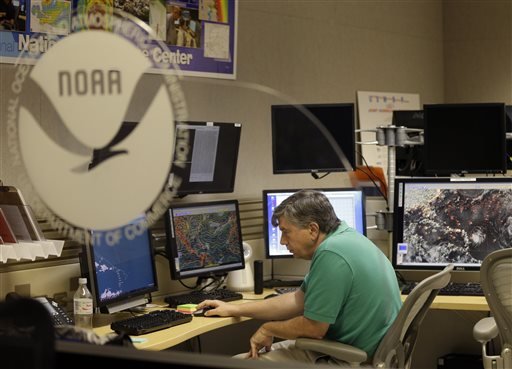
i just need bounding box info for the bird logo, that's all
[17,29,182,231]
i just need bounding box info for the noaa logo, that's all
[9,11,187,244]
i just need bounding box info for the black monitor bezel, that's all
[263,187,367,259]
[170,121,242,196]
[423,103,507,175]
[271,103,356,174]
[87,226,158,310]
[392,176,512,271]
[164,199,245,280]
[506,105,512,169]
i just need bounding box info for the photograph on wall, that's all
[0,0,27,32]
[0,0,237,79]
[30,0,71,35]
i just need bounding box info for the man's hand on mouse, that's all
[196,300,236,317]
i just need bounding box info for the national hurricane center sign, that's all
[7,9,188,246]
[0,0,237,79]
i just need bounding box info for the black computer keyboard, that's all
[275,286,299,294]
[164,289,243,308]
[110,309,192,335]
[401,281,484,296]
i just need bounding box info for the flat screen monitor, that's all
[84,218,158,313]
[392,177,512,271]
[506,105,512,169]
[271,103,356,174]
[263,188,366,258]
[392,110,425,177]
[169,121,242,197]
[423,103,507,175]
[164,199,245,280]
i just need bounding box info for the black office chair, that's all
[473,248,512,369]
[0,296,55,369]
[295,264,454,368]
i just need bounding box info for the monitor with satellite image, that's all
[392,177,512,271]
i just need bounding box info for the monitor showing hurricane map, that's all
[173,203,242,273]
[399,183,512,266]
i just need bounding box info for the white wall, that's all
[443,0,512,103]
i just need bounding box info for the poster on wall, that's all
[0,0,237,79]
[356,90,421,179]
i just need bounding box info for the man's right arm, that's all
[198,289,304,320]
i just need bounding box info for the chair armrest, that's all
[473,317,499,343]
[295,338,367,364]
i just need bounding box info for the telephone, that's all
[5,292,74,326]
[33,296,74,326]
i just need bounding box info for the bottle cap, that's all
[78,277,87,285]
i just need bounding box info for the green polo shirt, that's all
[302,221,401,356]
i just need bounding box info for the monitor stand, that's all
[103,296,148,314]
[265,259,303,288]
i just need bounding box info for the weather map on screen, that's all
[393,178,512,270]
[166,200,245,279]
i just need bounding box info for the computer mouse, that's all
[194,306,218,317]
[264,293,279,299]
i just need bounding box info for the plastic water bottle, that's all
[73,277,93,329]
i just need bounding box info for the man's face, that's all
[278,216,316,260]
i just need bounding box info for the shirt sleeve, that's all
[303,250,353,324]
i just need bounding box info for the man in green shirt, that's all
[198,189,402,364]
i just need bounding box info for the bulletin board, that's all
[0,0,237,79]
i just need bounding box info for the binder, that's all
[0,204,33,241]
[0,208,18,243]
[0,186,45,241]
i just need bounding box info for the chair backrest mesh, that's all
[482,248,512,346]
[372,264,453,369]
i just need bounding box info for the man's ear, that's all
[309,222,320,239]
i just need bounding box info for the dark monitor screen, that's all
[263,188,366,258]
[392,110,425,177]
[506,105,512,169]
[271,103,356,174]
[423,103,506,175]
[392,177,512,271]
[164,199,245,279]
[86,218,158,313]
[169,122,241,196]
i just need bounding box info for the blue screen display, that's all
[263,188,366,258]
[90,222,157,307]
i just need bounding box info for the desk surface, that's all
[93,290,488,351]
[418,294,488,312]
[93,290,269,351]
[400,294,488,311]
